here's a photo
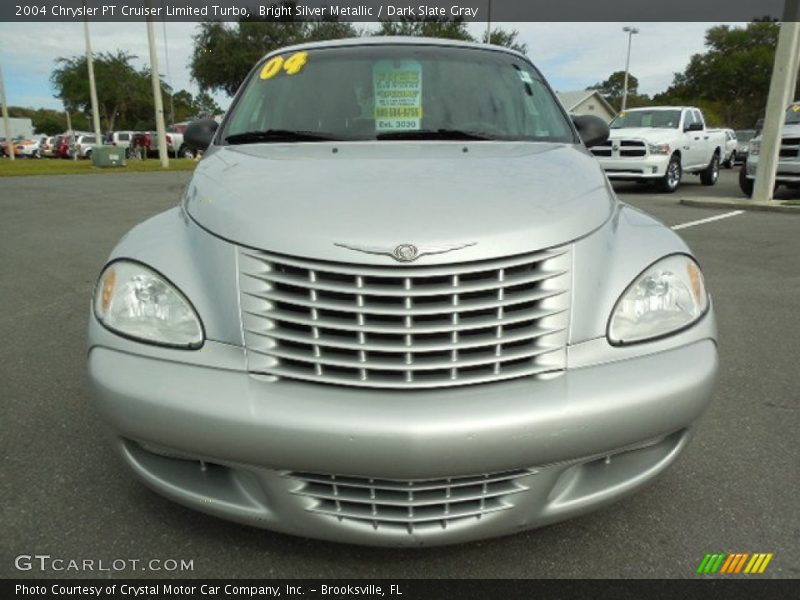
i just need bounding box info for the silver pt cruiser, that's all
[88,38,718,546]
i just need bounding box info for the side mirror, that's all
[573,115,610,148]
[685,122,704,132]
[184,118,219,152]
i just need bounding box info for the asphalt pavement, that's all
[1,168,797,579]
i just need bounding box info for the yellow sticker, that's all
[260,52,309,80]
[619,111,626,117]
[284,51,309,75]
[260,56,284,80]
[792,104,800,112]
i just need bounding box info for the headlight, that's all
[94,261,203,348]
[749,140,761,156]
[648,143,671,155]
[608,255,709,345]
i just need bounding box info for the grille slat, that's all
[244,267,565,297]
[247,305,566,335]
[289,469,533,531]
[244,286,565,316]
[240,247,570,389]
[257,342,560,372]
[246,322,562,353]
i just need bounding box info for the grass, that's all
[0,157,198,177]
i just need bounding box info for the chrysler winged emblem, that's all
[335,242,476,263]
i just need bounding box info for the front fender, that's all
[100,206,242,347]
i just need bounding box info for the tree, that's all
[8,106,89,135]
[483,28,528,54]
[190,3,359,96]
[655,21,782,128]
[50,50,155,131]
[589,71,639,99]
[191,9,529,96]
[374,17,472,40]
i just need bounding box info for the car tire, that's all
[724,151,736,168]
[85,149,92,160]
[700,153,720,186]
[739,166,754,197]
[178,145,194,159]
[657,154,682,193]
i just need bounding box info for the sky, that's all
[0,21,739,114]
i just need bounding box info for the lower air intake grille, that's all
[288,470,535,532]
[238,247,571,390]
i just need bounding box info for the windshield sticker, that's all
[373,60,423,132]
[518,70,533,84]
[792,104,800,112]
[260,52,309,80]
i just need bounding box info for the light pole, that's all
[0,59,14,161]
[621,26,639,112]
[84,13,102,143]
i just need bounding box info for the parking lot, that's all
[1,168,797,578]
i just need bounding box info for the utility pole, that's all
[0,59,14,161]
[621,26,640,112]
[752,0,800,203]
[147,17,169,168]
[63,101,77,161]
[84,12,102,143]
[485,0,491,44]
[162,18,175,125]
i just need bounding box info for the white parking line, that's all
[671,210,745,230]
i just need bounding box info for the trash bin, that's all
[91,145,127,168]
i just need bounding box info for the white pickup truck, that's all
[591,106,726,193]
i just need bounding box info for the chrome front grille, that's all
[238,247,571,389]
[780,137,800,158]
[619,140,647,157]
[288,469,534,532]
[591,138,647,158]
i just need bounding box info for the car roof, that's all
[261,36,528,62]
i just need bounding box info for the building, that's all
[556,90,617,123]
[1,117,34,139]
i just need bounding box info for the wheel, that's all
[178,145,194,159]
[700,153,720,186]
[657,154,682,193]
[739,166,754,197]
[724,151,736,168]
[85,149,92,160]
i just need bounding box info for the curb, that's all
[679,197,800,214]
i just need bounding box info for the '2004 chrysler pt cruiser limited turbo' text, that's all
[88,38,718,546]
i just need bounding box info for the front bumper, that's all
[596,154,671,179]
[89,326,718,546]
[745,154,800,182]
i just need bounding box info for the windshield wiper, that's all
[376,129,496,141]
[224,129,340,144]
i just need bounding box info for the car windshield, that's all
[610,110,682,129]
[221,44,575,143]
[785,104,800,125]
[735,129,755,142]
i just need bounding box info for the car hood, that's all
[184,142,615,265]
[608,128,676,143]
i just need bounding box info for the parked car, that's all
[733,129,756,165]
[711,128,738,168]
[129,131,152,159]
[13,137,42,158]
[40,136,58,157]
[740,102,800,196]
[104,131,135,155]
[591,106,726,192]
[70,134,99,159]
[88,38,718,547]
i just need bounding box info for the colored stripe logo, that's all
[697,553,773,574]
